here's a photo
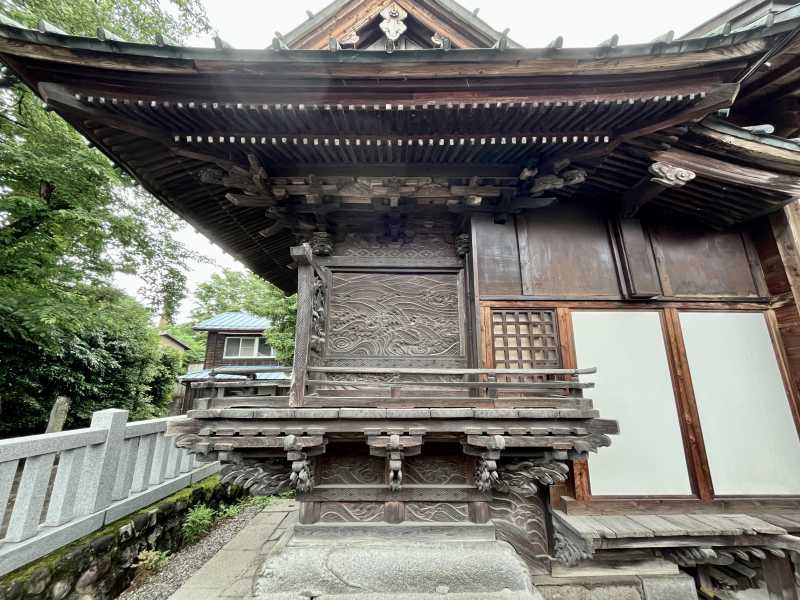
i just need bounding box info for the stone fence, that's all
[0,409,219,576]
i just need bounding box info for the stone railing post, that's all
[74,409,128,516]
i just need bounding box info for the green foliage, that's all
[136,549,169,574]
[240,495,273,510]
[3,0,211,44]
[0,1,211,436]
[192,270,297,365]
[165,322,207,365]
[217,502,242,519]
[181,504,216,544]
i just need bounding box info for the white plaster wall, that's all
[680,312,800,495]
[572,311,692,496]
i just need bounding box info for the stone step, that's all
[292,521,496,542]
[255,539,540,598]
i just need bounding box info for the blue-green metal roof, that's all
[192,311,271,332]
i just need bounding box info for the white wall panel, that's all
[572,311,692,496]
[680,312,800,495]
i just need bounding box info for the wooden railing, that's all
[188,365,594,410]
[0,409,220,576]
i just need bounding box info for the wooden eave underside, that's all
[2,24,800,288]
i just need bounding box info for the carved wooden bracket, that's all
[367,434,423,491]
[621,161,696,217]
[283,433,327,494]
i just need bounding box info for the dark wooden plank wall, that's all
[473,203,767,301]
[203,332,278,369]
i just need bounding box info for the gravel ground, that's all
[117,504,265,600]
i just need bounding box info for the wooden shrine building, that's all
[3,0,800,597]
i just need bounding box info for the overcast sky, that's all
[122,0,736,323]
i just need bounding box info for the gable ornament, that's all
[380,4,408,53]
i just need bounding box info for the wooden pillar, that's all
[663,308,714,501]
[289,244,315,407]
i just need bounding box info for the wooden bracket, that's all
[367,434,423,491]
[621,161,696,217]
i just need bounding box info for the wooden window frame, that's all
[480,299,800,513]
[223,336,273,359]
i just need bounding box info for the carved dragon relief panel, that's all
[326,272,464,360]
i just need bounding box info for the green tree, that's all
[0,1,211,435]
[191,270,297,365]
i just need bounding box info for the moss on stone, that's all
[0,474,224,586]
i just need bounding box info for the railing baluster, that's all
[5,453,55,542]
[149,433,170,486]
[130,433,156,493]
[45,446,86,526]
[112,437,139,501]
[165,439,181,479]
[0,460,18,529]
[179,449,192,473]
[74,409,128,516]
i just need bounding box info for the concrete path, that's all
[167,498,298,600]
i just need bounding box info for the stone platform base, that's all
[254,525,542,599]
[533,573,698,600]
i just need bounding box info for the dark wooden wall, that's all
[202,332,278,369]
[472,203,767,301]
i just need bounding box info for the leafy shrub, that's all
[241,495,273,509]
[181,504,215,544]
[217,502,242,519]
[136,549,169,573]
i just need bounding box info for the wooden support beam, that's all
[771,201,800,311]
[652,147,800,196]
[620,162,696,217]
[663,308,714,502]
[288,243,315,407]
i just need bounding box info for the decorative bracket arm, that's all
[283,433,327,493]
[621,161,696,217]
[367,434,423,491]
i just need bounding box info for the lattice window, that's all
[491,309,561,370]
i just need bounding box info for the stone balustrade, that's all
[0,409,219,576]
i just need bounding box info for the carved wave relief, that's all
[328,273,463,357]
[315,455,385,485]
[319,502,385,522]
[403,455,469,485]
[405,502,470,522]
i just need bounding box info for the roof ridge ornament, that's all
[380,3,408,53]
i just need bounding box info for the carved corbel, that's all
[367,434,423,491]
[283,434,326,494]
[310,231,333,256]
[455,233,471,257]
[463,434,505,491]
[621,161,696,217]
[496,458,570,496]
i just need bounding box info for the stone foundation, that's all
[0,475,243,600]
